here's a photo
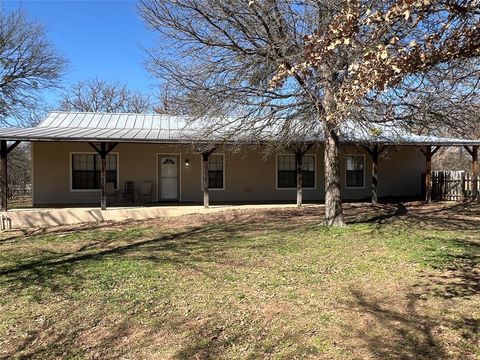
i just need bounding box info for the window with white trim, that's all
[71,153,118,190]
[277,155,315,188]
[208,154,224,189]
[346,155,364,188]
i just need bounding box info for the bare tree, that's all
[0,9,67,126]
[60,77,152,113]
[153,84,177,114]
[433,147,471,171]
[139,0,480,226]
[8,142,31,197]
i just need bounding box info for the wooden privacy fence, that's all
[431,171,479,201]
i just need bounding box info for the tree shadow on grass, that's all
[0,221,280,358]
[1,204,479,359]
[349,201,480,231]
[0,307,133,360]
[347,233,479,359]
[417,237,480,300]
[348,288,479,359]
[0,212,313,294]
[3,312,317,360]
[348,202,408,225]
[170,317,317,360]
[348,290,447,360]
[0,208,330,359]
[0,226,226,294]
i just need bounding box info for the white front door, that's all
[159,156,178,200]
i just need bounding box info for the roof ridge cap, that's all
[48,110,173,116]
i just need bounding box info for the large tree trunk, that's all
[324,123,345,226]
[322,71,345,227]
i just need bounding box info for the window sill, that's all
[70,189,119,192]
[276,187,316,191]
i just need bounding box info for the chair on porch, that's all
[123,181,135,204]
[106,182,117,205]
[141,181,153,203]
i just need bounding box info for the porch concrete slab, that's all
[0,203,308,229]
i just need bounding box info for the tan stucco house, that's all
[0,112,479,211]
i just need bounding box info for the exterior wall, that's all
[32,141,425,206]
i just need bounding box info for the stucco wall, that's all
[32,142,425,205]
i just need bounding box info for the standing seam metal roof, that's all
[0,111,479,145]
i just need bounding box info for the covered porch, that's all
[0,112,479,215]
[1,140,478,211]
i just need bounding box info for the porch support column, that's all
[0,141,7,212]
[89,142,118,210]
[472,146,479,199]
[200,147,217,208]
[420,145,440,203]
[100,143,107,210]
[295,153,303,207]
[202,152,209,208]
[0,140,21,212]
[290,143,313,207]
[365,145,386,205]
[464,145,479,199]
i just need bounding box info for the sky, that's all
[2,0,159,109]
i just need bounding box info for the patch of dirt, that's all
[3,201,480,240]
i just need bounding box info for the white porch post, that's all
[202,152,209,208]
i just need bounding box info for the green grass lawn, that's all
[0,204,478,359]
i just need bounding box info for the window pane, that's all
[278,155,295,188]
[208,155,224,188]
[208,171,223,188]
[346,156,364,187]
[278,170,296,188]
[301,155,315,172]
[73,154,95,171]
[278,155,295,171]
[106,154,117,171]
[72,153,118,190]
[209,155,223,171]
[347,155,364,171]
[72,154,82,170]
[303,155,315,188]
[72,171,97,189]
[278,155,315,188]
[302,171,315,188]
[106,170,117,189]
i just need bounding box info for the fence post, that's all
[472,146,479,199]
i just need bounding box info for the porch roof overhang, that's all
[1,128,480,146]
[0,126,197,144]
[0,111,479,146]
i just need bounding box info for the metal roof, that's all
[0,111,478,146]
[37,111,190,130]
[0,112,198,143]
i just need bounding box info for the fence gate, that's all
[431,171,479,201]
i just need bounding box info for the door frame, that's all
[156,153,182,202]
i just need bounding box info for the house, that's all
[0,111,478,211]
